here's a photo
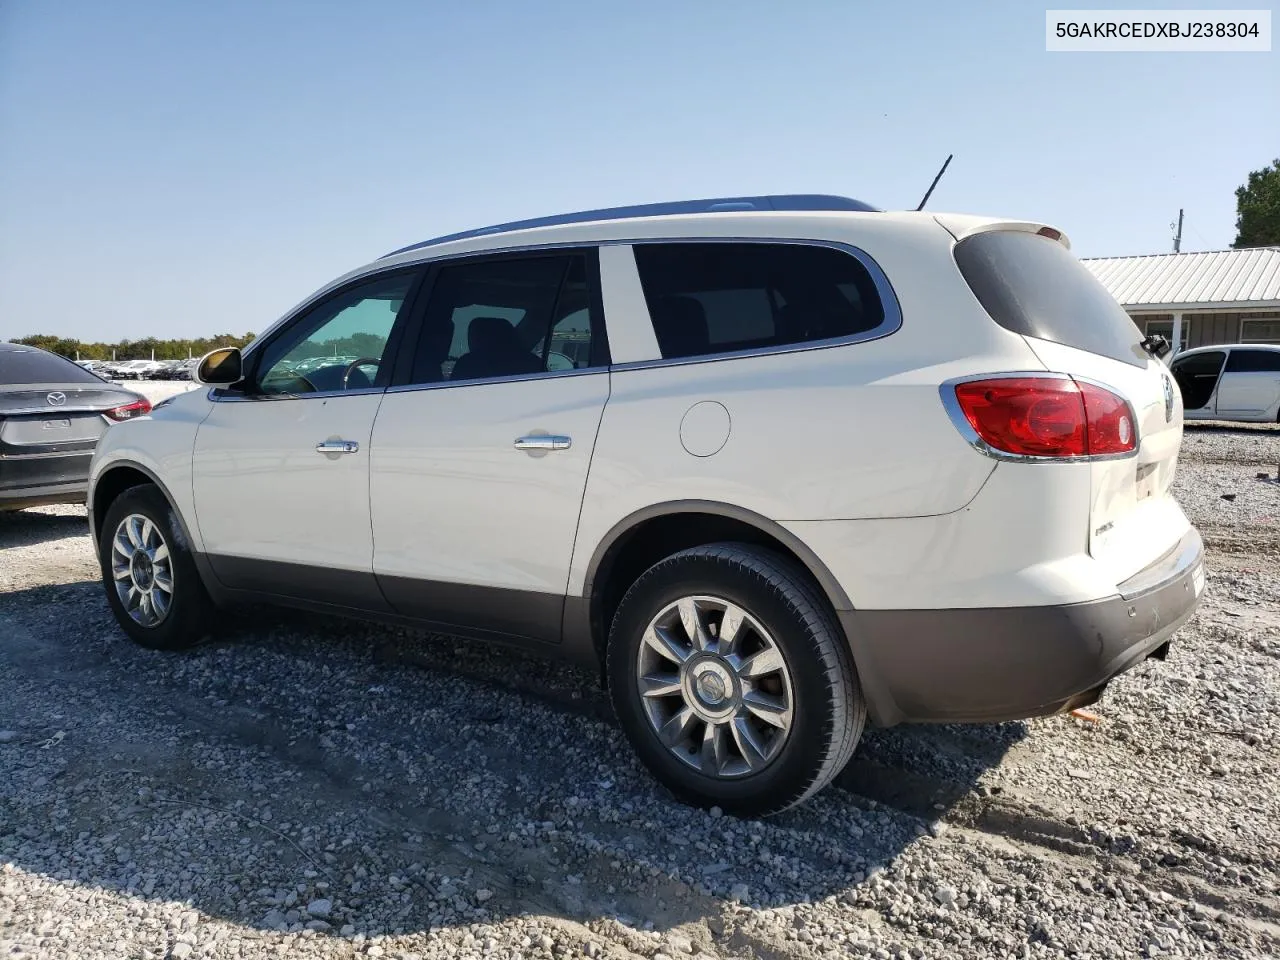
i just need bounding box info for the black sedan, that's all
[0,342,151,510]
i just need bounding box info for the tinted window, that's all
[0,345,104,385]
[955,231,1146,368]
[255,272,416,394]
[1171,352,1226,376]
[631,243,887,360]
[408,254,598,384]
[1225,349,1280,373]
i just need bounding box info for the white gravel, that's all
[1,423,1277,959]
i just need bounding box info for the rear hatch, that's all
[951,226,1186,586]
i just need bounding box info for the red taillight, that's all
[1077,381,1134,454]
[951,377,1135,459]
[105,398,152,422]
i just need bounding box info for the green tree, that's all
[14,332,256,361]
[1232,158,1280,248]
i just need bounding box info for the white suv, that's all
[88,195,1205,815]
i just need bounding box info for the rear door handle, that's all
[316,440,359,455]
[514,435,572,451]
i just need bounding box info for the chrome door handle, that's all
[514,435,572,451]
[315,440,359,455]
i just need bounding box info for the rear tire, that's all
[607,543,865,817]
[98,485,211,650]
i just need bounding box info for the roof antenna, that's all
[915,154,953,211]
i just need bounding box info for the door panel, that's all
[370,373,609,640]
[193,393,389,606]
[370,249,609,642]
[1217,350,1280,418]
[190,269,420,606]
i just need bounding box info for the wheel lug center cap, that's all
[687,660,735,714]
[132,554,153,589]
[697,672,727,705]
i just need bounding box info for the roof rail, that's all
[380,194,879,259]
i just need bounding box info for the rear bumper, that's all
[0,452,93,510]
[842,527,1205,726]
[0,480,89,510]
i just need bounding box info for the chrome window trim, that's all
[236,236,901,396]
[207,385,386,403]
[938,371,1141,464]
[385,365,605,396]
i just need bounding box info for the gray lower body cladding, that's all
[843,528,1205,726]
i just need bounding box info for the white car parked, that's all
[1170,343,1280,423]
[104,359,164,380]
[88,195,1205,814]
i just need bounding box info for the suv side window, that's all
[1225,349,1280,373]
[254,272,418,395]
[406,253,599,384]
[631,242,887,360]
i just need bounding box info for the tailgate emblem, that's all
[46,392,66,406]
[1162,376,1174,422]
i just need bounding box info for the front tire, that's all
[98,485,211,650]
[607,543,865,817]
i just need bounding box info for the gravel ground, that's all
[2,422,1278,960]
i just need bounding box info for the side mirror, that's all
[195,347,244,386]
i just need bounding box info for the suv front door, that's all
[192,270,421,606]
[1170,350,1226,419]
[369,251,609,643]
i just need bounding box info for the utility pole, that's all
[1173,209,1184,253]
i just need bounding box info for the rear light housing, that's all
[104,398,152,422]
[943,375,1136,460]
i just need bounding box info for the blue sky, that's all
[1,0,1276,341]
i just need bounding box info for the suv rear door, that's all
[953,228,1185,586]
[369,250,610,644]
[1217,347,1280,419]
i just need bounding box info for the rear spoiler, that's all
[931,213,1071,251]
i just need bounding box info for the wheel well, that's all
[588,512,838,668]
[90,466,154,543]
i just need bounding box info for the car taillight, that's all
[105,398,152,422]
[1076,380,1134,454]
[951,377,1135,459]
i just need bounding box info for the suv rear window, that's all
[954,231,1146,368]
[632,242,887,360]
[0,346,104,385]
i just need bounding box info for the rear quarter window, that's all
[954,231,1146,368]
[632,242,890,360]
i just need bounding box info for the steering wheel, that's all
[342,357,381,390]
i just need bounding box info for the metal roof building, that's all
[1083,247,1280,352]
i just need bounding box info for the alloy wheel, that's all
[635,595,794,778]
[110,513,174,627]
